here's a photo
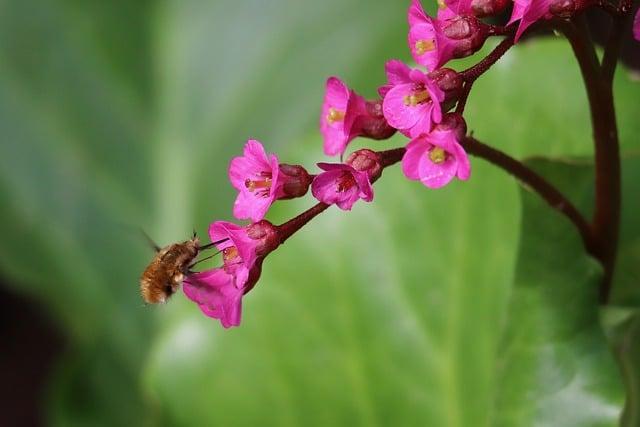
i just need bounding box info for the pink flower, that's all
[634,9,640,41]
[409,0,459,71]
[229,140,280,222]
[380,60,444,138]
[183,220,278,328]
[229,140,311,222]
[409,0,487,71]
[320,77,367,157]
[402,127,471,188]
[508,0,553,42]
[311,163,373,210]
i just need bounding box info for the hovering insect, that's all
[139,232,224,304]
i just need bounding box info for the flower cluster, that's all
[165,0,638,328]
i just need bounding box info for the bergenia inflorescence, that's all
[171,0,638,328]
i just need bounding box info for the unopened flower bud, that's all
[435,112,467,140]
[429,67,463,108]
[442,16,488,59]
[246,220,280,257]
[346,149,382,181]
[471,0,510,17]
[277,164,312,200]
[355,100,397,141]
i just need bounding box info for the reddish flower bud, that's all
[435,112,467,140]
[429,67,463,109]
[354,100,397,141]
[548,0,575,17]
[346,149,383,181]
[471,0,510,17]
[246,220,280,258]
[442,16,488,59]
[276,164,312,200]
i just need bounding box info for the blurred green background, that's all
[0,0,639,426]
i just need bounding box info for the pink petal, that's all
[323,76,349,108]
[209,221,258,271]
[321,77,352,156]
[183,269,244,328]
[508,0,529,25]
[353,170,374,202]
[382,83,425,130]
[511,0,551,42]
[228,140,272,191]
[634,9,640,41]
[344,90,367,141]
[408,22,440,71]
[408,0,429,26]
[418,151,458,188]
[453,141,471,180]
[444,0,473,15]
[232,190,272,223]
[379,60,413,98]
[402,138,429,180]
[312,163,373,210]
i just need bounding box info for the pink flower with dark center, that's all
[229,140,280,222]
[311,163,373,210]
[508,0,553,42]
[321,77,367,157]
[634,9,640,41]
[229,140,312,222]
[402,127,471,188]
[183,220,278,328]
[380,60,444,138]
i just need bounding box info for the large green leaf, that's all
[495,158,624,426]
[0,0,638,424]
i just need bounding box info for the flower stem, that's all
[561,18,621,303]
[277,202,330,244]
[460,137,596,254]
[456,36,515,114]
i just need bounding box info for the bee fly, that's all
[139,231,225,304]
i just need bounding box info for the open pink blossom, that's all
[380,60,444,138]
[311,163,373,210]
[508,0,553,42]
[634,8,640,41]
[229,140,280,222]
[402,128,471,188]
[321,77,367,157]
[183,220,278,328]
[229,140,311,222]
[409,0,459,71]
[409,0,486,71]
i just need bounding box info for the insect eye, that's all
[164,284,173,295]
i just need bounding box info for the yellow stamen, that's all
[437,0,447,9]
[415,39,436,55]
[403,90,431,106]
[327,107,345,124]
[223,246,239,263]
[245,177,272,192]
[428,147,447,164]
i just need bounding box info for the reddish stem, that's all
[561,18,621,303]
[456,36,515,114]
[461,137,596,253]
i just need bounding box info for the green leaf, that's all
[0,0,637,424]
[494,158,624,426]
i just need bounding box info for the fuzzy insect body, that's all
[140,237,200,304]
